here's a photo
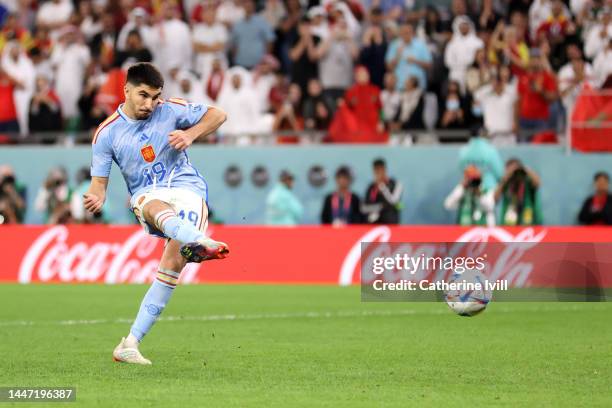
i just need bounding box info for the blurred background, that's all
[0,0,611,229]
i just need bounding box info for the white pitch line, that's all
[0,304,607,328]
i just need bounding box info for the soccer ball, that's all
[444,269,492,317]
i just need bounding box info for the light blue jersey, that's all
[91,98,208,202]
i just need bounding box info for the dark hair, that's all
[594,171,610,182]
[127,29,142,39]
[336,166,352,179]
[506,157,522,167]
[373,158,386,168]
[126,62,164,89]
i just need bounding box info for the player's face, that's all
[125,84,162,120]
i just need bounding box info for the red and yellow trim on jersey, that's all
[92,112,120,144]
[167,97,188,106]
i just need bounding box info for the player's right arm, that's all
[86,124,114,214]
[84,177,108,214]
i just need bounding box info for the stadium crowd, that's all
[0,0,611,143]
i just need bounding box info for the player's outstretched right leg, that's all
[180,237,229,263]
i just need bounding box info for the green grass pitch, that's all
[0,284,610,407]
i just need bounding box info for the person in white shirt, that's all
[192,6,229,84]
[36,0,74,38]
[217,0,245,27]
[584,8,612,60]
[116,7,154,52]
[1,41,35,135]
[558,44,593,114]
[150,4,193,76]
[593,38,612,87]
[444,15,484,91]
[474,72,518,140]
[50,26,91,121]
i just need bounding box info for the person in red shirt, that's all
[515,48,558,142]
[0,70,19,133]
[329,66,386,143]
[578,172,612,225]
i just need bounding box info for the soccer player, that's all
[84,63,229,365]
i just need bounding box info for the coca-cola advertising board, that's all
[1,225,611,286]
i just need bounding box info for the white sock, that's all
[125,333,140,348]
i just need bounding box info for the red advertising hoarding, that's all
[0,225,611,286]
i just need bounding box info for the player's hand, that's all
[83,193,104,214]
[168,130,195,151]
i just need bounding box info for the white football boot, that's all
[112,337,152,365]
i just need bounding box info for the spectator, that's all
[308,6,330,40]
[265,169,303,225]
[584,8,612,60]
[593,37,612,88]
[516,48,558,141]
[116,8,152,52]
[231,0,275,69]
[380,72,401,128]
[385,22,432,90]
[391,76,425,131]
[444,165,496,227]
[77,0,103,42]
[329,66,385,143]
[440,80,468,129]
[362,158,402,224]
[321,166,363,225]
[495,158,543,225]
[466,48,493,95]
[535,0,576,70]
[578,172,612,225]
[205,57,225,102]
[36,0,73,35]
[192,5,228,84]
[359,7,388,89]
[558,44,593,114]
[272,0,301,73]
[29,47,54,83]
[176,70,208,104]
[29,74,63,133]
[474,71,518,141]
[272,83,303,143]
[0,13,31,53]
[217,67,271,139]
[150,3,192,76]
[217,0,246,27]
[288,16,320,95]
[312,13,359,107]
[34,166,72,224]
[0,67,19,133]
[114,30,153,69]
[70,166,106,224]
[0,165,26,223]
[89,13,118,70]
[1,41,35,135]
[444,15,484,91]
[50,26,91,126]
[489,22,529,76]
[252,54,280,114]
[302,78,333,131]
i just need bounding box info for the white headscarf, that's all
[1,42,36,135]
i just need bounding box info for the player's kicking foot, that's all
[180,237,229,263]
[112,337,152,365]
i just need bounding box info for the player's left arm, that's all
[168,105,227,151]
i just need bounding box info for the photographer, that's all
[0,165,26,224]
[495,158,542,225]
[34,167,72,224]
[444,165,496,227]
[578,172,612,225]
[70,167,106,224]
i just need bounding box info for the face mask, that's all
[446,99,460,111]
[472,105,483,116]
